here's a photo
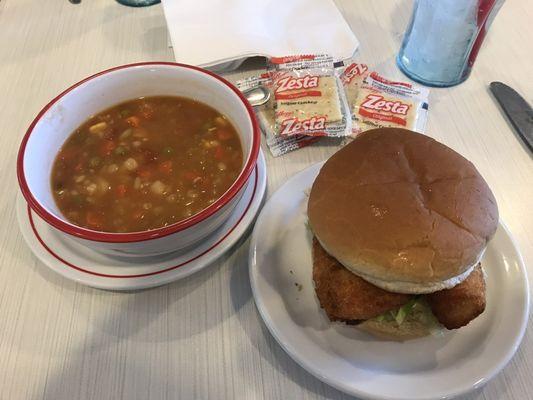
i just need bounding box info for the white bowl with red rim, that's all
[17,62,260,258]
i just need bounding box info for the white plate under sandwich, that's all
[249,162,529,400]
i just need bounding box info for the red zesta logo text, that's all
[279,116,326,135]
[360,94,410,114]
[359,94,411,126]
[341,63,368,84]
[275,75,320,93]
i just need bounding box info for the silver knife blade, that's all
[490,82,533,152]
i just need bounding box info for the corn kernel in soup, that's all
[51,96,243,233]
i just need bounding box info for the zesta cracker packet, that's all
[340,62,429,134]
[235,73,320,157]
[269,55,351,137]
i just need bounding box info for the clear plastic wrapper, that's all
[339,62,370,112]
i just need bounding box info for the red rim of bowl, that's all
[17,62,260,243]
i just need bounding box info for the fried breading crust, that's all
[426,264,486,329]
[313,238,413,321]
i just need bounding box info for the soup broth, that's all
[51,96,243,233]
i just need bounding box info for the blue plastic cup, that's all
[397,0,505,87]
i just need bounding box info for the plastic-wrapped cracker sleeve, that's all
[236,74,320,157]
[268,55,351,137]
[339,61,429,135]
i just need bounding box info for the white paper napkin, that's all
[161,0,359,70]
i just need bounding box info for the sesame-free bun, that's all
[307,128,498,288]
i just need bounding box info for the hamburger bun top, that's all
[307,128,498,286]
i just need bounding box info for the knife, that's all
[490,82,533,152]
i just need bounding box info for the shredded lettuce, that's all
[371,297,444,335]
[375,314,386,322]
[393,298,417,325]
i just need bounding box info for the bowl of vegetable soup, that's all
[17,62,260,257]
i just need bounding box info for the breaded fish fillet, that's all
[426,264,486,329]
[312,238,413,321]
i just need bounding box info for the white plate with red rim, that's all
[249,161,529,400]
[17,150,266,291]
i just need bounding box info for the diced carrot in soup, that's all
[159,161,173,174]
[100,140,116,156]
[125,116,141,127]
[137,166,153,179]
[214,146,225,160]
[50,96,243,233]
[183,171,200,181]
[217,129,233,141]
[116,184,127,198]
[86,211,105,229]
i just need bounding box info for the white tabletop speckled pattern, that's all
[0,1,531,399]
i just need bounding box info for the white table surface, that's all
[0,1,531,399]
